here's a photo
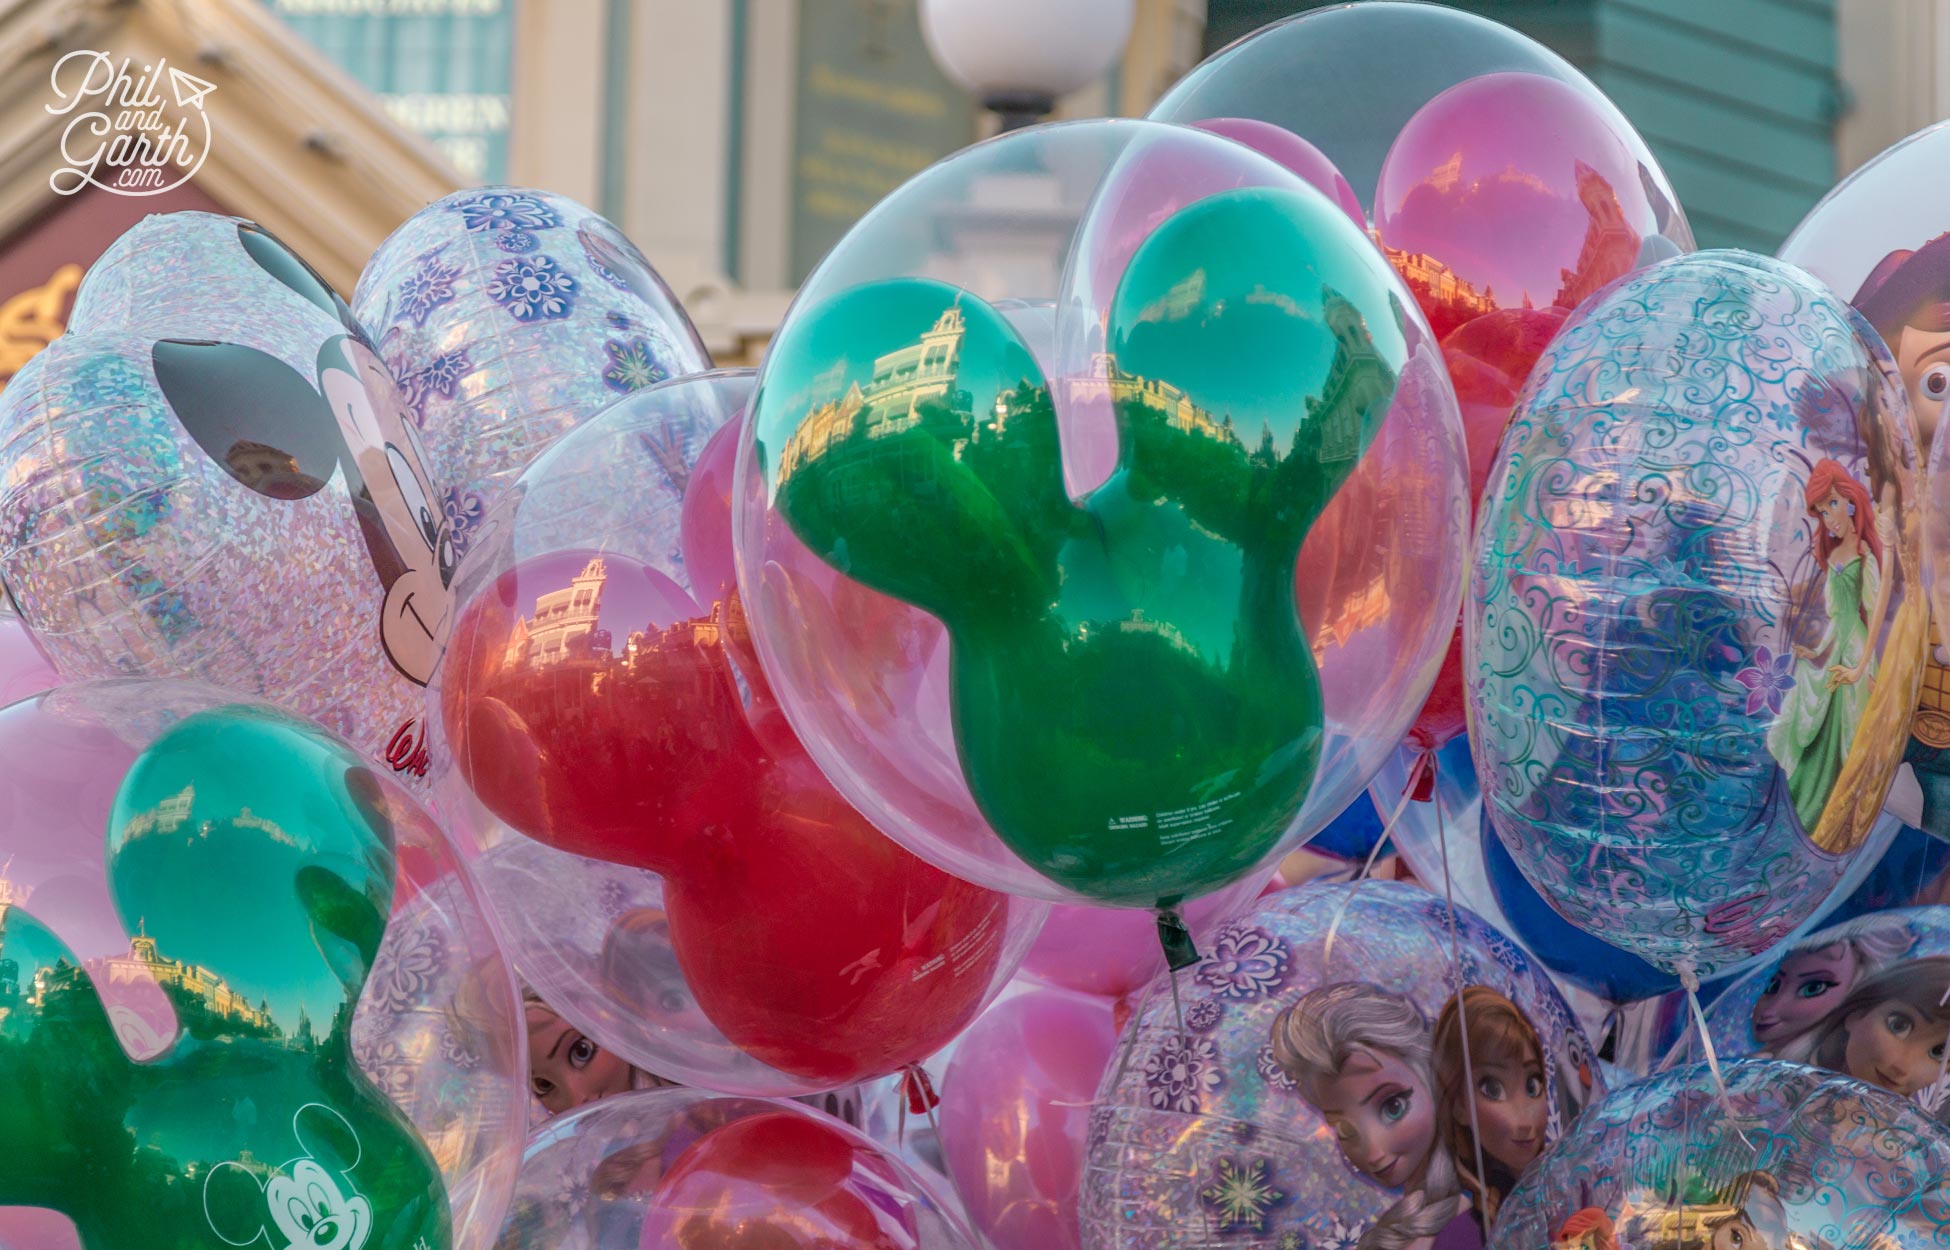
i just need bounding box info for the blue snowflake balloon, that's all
[1494,1061,1950,1250]
[353,188,712,559]
[1468,251,1925,979]
[1082,881,1601,1250]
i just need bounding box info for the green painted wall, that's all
[263,0,514,183]
[1200,0,1841,252]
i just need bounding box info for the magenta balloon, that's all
[938,990,1118,1250]
[1374,72,1688,339]
[1019,874,1265,1001]
[0,609,60,706]
[1192,118,1366,227]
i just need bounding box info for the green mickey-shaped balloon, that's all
[0,706,449,1249]
[752,186,1408,906]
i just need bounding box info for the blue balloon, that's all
[1306,789,1388,861]
[1497,1060,1950,1248]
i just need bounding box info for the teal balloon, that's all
[752,186,1407,905]
[0,706,449,1250]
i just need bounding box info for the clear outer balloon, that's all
[1493,1060,1950,1250]
[1,213,453,784]
[353,187,712,554]
[492,1089,982,1249]
[1019,871,1268,1003]
[0,607,60,704]
[1082,881,1602,1250]
[737,118,1468,908]
[434,370,1041,1093]
[1151,2,1672,216]
[1668,906,1950,1124]
[1778,124,1950,849]
[937,988,1117,1250]
[0,680,524,1250]
[1373,70,1693,752]
[1191,118,1365,227]
[1469,250,1927,978]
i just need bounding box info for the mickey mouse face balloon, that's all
[0,215,454,781]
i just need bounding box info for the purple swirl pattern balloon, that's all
[353,188,711,545]
[1468,250,1924,977]
[1494,1060,1950,1249]
[1083,881,1601,1250]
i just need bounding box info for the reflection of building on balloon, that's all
[1551,161,1642,313]
[781,285,1386,485]
[504,556,613,668]
[18,919,283,1038]
[1382,241,1497,339]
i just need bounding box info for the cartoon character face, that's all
[1302,1045,1437,1190]
[525,1001,644,1114]
[1814,490,1854,540]
[150,223,454,686]
[1469,1046,1549,1173]
[1709,1214,1764,1250]
[204,1104,385,1250]
[1891,322,1950,451]
[266,1160,372,1250]
[1842,999,1950,1095]
[1753,942,1857,1046]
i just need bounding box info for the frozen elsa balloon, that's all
[1754,914,1916,1060]
[1273,982,1471,1250]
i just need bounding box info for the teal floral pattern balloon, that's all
[1467,251,1924,976]
[1494,1061,1950,1250]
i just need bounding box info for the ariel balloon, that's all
[1469,251,1927,978]
[738,119,1467,914]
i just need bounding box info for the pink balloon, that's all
[1373,70,1691,751]
[1019,874,1264,1003]
[1192,117,1366,226]
[937,990,1118,1250]
[0,609,60,705]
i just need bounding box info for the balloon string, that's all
[1106,968,1163,1096]
[1933,980,1950,1103]
[1433,751,1491,1223]
[1679,962,1754,1153]
[1325,750,1431,964]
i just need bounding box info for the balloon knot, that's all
[900,1065,939,1115]
[1156,908,1199,971]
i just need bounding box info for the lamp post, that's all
[920,0,1136,132]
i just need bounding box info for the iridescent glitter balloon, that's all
[1495,1061,1950,1250]
[0,215,453,780]
[1082,881,1600,1250]
[353,188,711,554]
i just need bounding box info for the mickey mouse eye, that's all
[386,445,438,555]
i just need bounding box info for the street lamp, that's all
[920,0,1136,131]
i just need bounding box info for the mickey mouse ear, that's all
[236,222,364,338]
[152,339,343,500]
